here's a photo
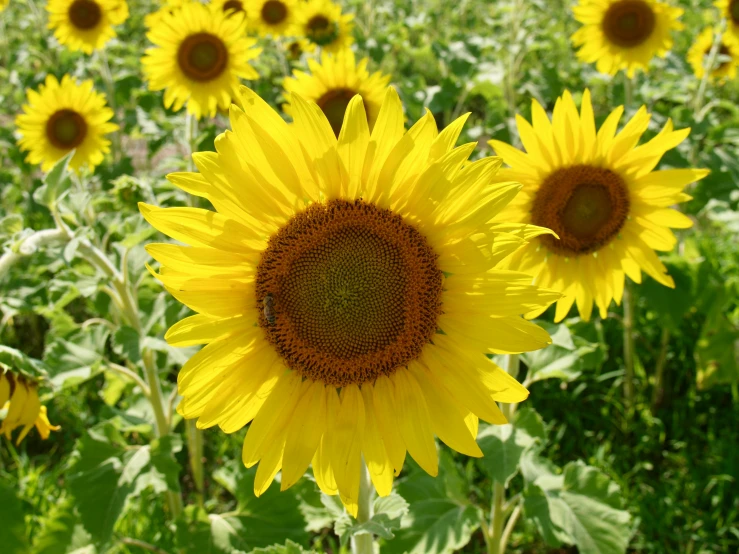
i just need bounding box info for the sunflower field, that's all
[1,0,738,552]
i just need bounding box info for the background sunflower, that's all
[295,0,354,53]
[688,27,739,80]
[47,0,129,54]
[715,0,739,45]
[248,0,296,36]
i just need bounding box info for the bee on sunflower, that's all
[47,0,129,54]
[142,1,261,119]
[15,75,118,172]
[1,370,60,445]
[248,0,296,37]
[488,90,709,322]
[715,0,739,46]
[283,49,390,137]
[295,0,354,54]
[688,27,738,81]
[571,0,683,76]
[141,85,561,514]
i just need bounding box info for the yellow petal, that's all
[391,369,438,476]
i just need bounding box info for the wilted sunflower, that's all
[0,371,60,445]
[47,0,129,54]
[141,86,560,515]
[15,74,118,172]
[144,0,188,29]
[489,90,709,322]
[572,0,683,76]
[248,0,296,36]
[283,49,390,137]
[142,2,260,119]
[295,0,354,53]
[688,27,738,81]
[715,0,739,46]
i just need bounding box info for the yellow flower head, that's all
[572,0,683,77]
[295,0,354,53]
[15,74,118,173]
[283,49,390,137]
[285,37,315,60]
[142,2,261,120]
[248,0,296,36]
[688,27,739,81]
[211,0,249,20]
[47,0,129,54]
[715,0,739,46]
[145,0,189,29]
[0,0,9,12]
[0,372,59,445]
[489,90,709,322]
[141,86,560,515]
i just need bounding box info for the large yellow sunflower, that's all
[15,75,118,172]
[248,0,296,36]
[1,371,60,445]
[142,2,261,120]
[688,27,739,81]
[141,86,560,515]
[295,0,354,54]
[283,49,390,137]
[489,90,709,322]
[47,0,129,54]
[572,0,683,77]
[715,0,739,46]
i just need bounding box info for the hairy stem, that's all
[651,327,671,413]
[351,462,374,554]
[186,419,205,506]
[0,228,67,277]
[622,285,636,408]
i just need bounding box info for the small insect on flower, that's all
[263,293,276,325]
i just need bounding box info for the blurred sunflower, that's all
[572,0,683,77]
[15,74,118,172]
[212,0,247,19]
[715,0,739,46]
[145,0,188,29]
[489,90,709,322]
[688,27,739,81]
[0,0,8,12]
[1,371,60,445]
[295,0,354,53]
[47,0,129,54]
[141,86,559,514]
[285,37,313,60]
[142,2,261,119]
[248,0,296,36]
[283,49,390,137]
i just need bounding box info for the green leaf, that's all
[640,257,697,327]
[0,481,29,554]
[0,345,50,381]
[523,483,573,548]
[695,290,739,390]
[33,151,74,208]
[112,325,141,364]
[246,540,311,553]
[32,497,92,554]
[335,493,409,546]
[0,213,24,237]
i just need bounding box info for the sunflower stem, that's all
[650,326,671,413]
[693,21,726,115]
[623,73,633,113]
[98,48,122,163]
[351,461,374,554]
[186,419,205,507]
[622,283,636,409]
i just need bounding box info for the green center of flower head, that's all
[46,109,87,149]
[316,88,368,137]
[68,0,102,30]
[177,33,229,82]
[255,199,443,387]
[602,0,656,48]
[222,0,244,14]
[262,0,287,24]
[307,15,340,46]
[531,165,630,256]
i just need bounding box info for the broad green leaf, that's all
[640,257,697,327]
[523,483,573,548]
[335,493,409,546]
[112,325,141,364]
[0,345,50,381]
[33,151,74,208]
[695,290,739,389]
[0,213,23,237]
[0,481,29,554]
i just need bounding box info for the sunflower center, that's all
[222,0,244,13]
[255,199,443,387]
[46,109,88,149]
[731,0,739,24]
[307,15,339,46]
[316,88,362,137]
[177,33,229,82]
[262,0,287,24]
[602,0,655,48]
[68,0,102,30]
[531,165,630,256]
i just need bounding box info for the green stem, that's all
[650,327,670,413]
[186,419,205,506]
[351,462,374,554]
[623,73,633,112]
[693,22,726,115]
[499,502,522,553]
[622,284,635,408]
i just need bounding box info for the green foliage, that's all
[0,482,30,554]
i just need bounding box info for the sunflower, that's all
[285,37,314,60]
[141,85,560,514]
[211,0,248,19]
[688,27,739,81]
[283,49,390,137]
[15,75,118,173]
[47,0,129,54]
[572,0,683,77]
[142,2,261,120]
[0,371,60,445]
[248,0,296,36]
[0,0,9,12]
[489,90,709,322]
[716,0,739,46]
[144,0,188,29]
[295,0,354,54]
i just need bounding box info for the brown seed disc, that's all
[46,109,88,149]
[222,0,244,14]
[316,88,361,137]
[601,0,656,48]
[177,33,229,82]
[68,0,102,30]
[255,199,443,387]
[731,0,739,25]
[307,15,339,47]
[261,0,287,24]
[531,165,630,256]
